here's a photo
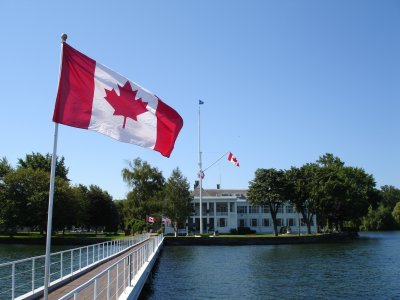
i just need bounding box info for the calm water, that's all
[0,244,75,264]
[141,232,400,299]
[0,244,78,299]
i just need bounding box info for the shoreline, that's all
[0,236,111,245]
[0,232,358,246]
[164,232,358,246]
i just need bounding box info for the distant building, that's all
[165,187,317,235]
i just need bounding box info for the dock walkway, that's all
[39,239,147,300]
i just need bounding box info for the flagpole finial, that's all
[61,33,68,43]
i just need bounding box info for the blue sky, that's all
[0,1,399,199]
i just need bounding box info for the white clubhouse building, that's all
[166,187,317,235]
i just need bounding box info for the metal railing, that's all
[0,233,149,300]
[59,234,164,300]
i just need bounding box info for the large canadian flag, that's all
[53,43,183,157]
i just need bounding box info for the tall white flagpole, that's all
[43,33,66,300]
[198,100,203,234]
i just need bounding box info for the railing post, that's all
[107,269,110,300]
[124,257,127,290]
[94,278,98,300]
[61,252,63,278]
[136,249,139,275]
[128,254,132,286]
[11,262,15,300]
[79,248,82,270]
[71,249,74,273]
[32,258,35,293]
[86,246,89,267]
[116,263,119,298]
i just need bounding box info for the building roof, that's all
[192,188,248,198]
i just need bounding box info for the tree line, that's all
[248,153,400,235]
[0,153,192,236]
[1,152,399,237]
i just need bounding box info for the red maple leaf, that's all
[104,81,148,128]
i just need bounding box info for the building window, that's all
[288,218,295,226]
[251,219,258,227]
[276,218,283,226]
[237,206,247,214]
[286,205,294,213]
[262,206,270,213]
[230,202,235,213]
[277,206,283,213]
[208,203,214,214]
[238,219,246,227]
[263,218,270,227]
[219,218,226,227]
[250,205,259,214]
[202,203,207,215]
[216,203,228,215]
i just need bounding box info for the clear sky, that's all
[0,0,399,200]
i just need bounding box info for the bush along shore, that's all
[164,232,358,246]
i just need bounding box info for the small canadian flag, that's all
[146,215,157,223]
[228,152,240,167]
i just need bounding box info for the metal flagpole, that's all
[198,100,203,234]
[43,33,67,299]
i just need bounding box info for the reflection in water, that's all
[141,232,400,299]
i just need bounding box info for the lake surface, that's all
[0,244,75,264]
[0,244,79,299]
[141,232,400,299]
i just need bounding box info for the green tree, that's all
[84,185,119,233]
[392,202,400,226]
[361,186,400,230]
[71,184,91,229]
[312,153,376,231]
[0,157,13,180]
[52,180,79,234]
[285,164,318,234]
[0,168,76,235]
[248,168,287,236]
[0,157,13,229]
[114,199,127,233]
[121,158,165,226]
[380,185,400,210]
[164,168,193,236]
[362,204,397,230]
[17,152,69,180]
[1,168,49,233]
